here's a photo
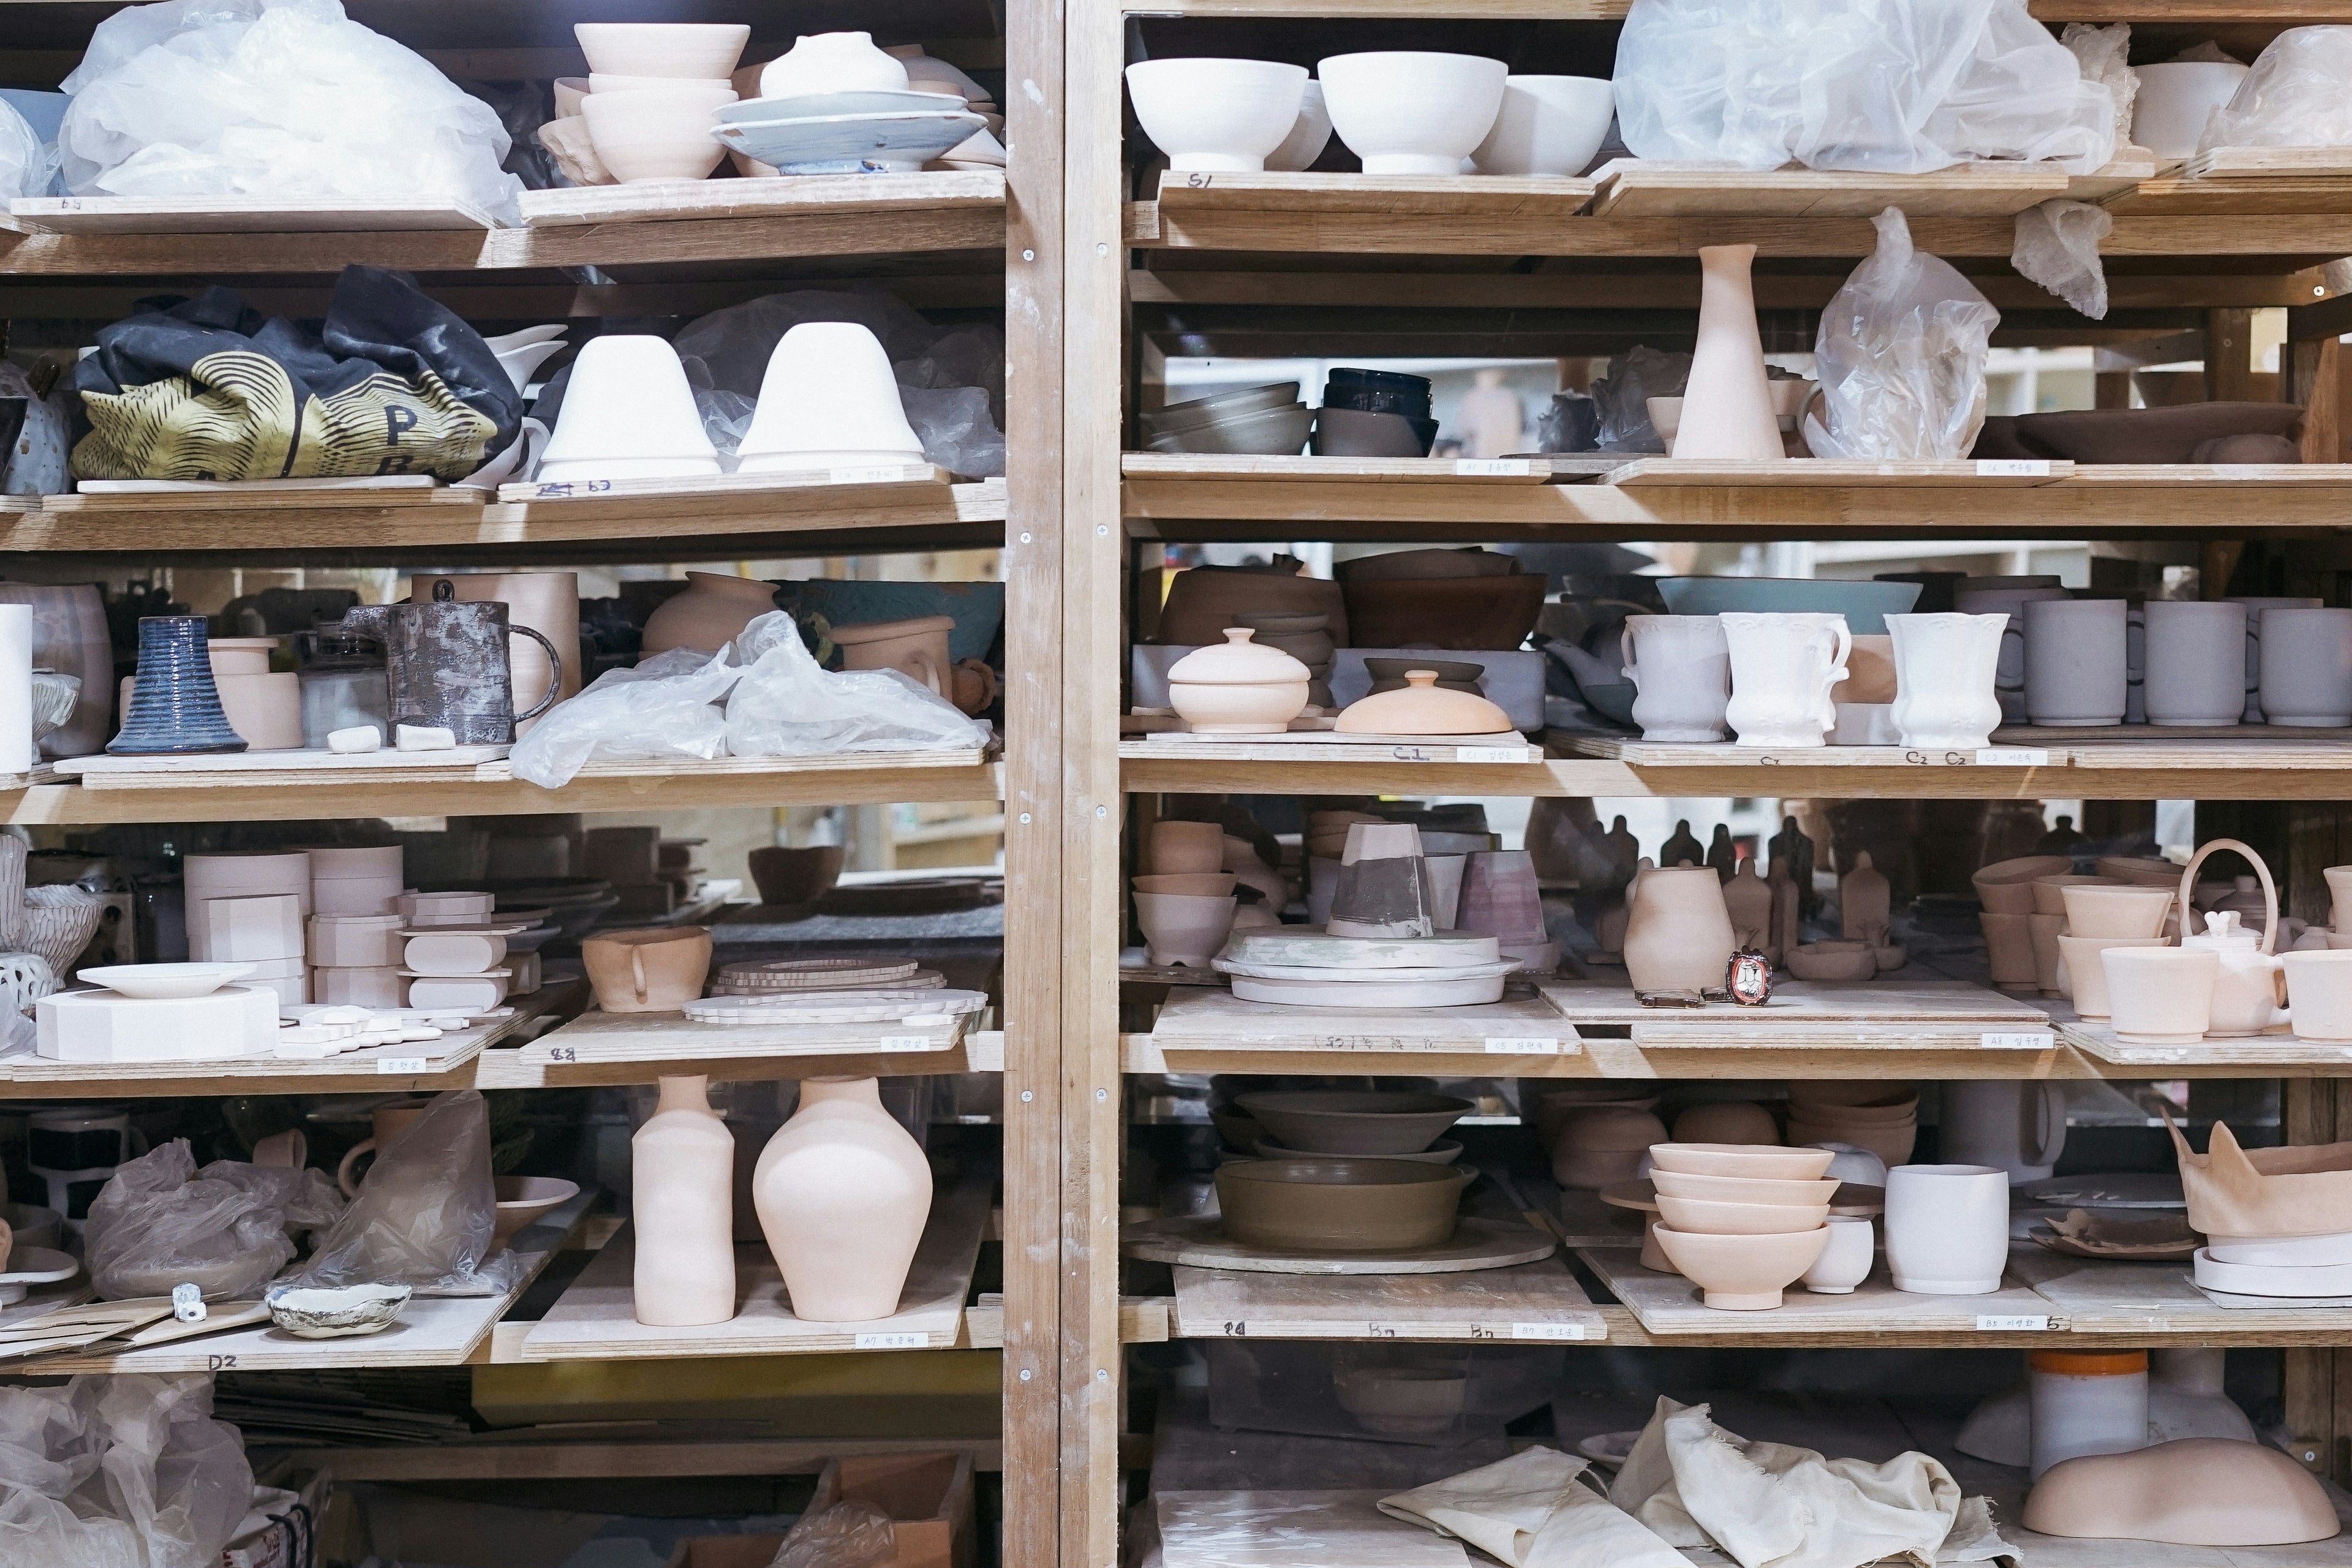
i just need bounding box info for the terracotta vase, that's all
[1673,244,1782,461]
[632,1075,737,1327]
[642,573,779,657]
[584,926,713,1012]
[1623,865,1736,993]
[753,1076,932,1322]
[1167,628,1310,734]
[832,615,954,698]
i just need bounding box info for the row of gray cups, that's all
[1964,584,2352,729]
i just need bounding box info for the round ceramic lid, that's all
[1167,628,1310,686]
[1334,670,1510,735]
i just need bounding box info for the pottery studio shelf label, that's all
[854,1331,932,1349]
[1973,1314,2051,1332]
[1216,1319,1591,1340]
[1978,1031,2056,1050]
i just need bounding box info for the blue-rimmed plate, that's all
[718,90,967,126]
[714,109,985,173]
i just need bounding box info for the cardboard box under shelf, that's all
[814,1452,978,1568]
[472,1351,1002,1433]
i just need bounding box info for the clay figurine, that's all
[1765,859,1800,967]
[1722,861,1774,952]
[1771,815,1818,916]
[1840,851,1892,946]
[1660,820,1704,872]
[1706,824,1737,883]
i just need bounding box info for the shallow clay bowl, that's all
[1257,1136,1461,1165]
[1784,1097,1917,1125]
[1655,1194,1832,1235]
[1210,1107,1264,1150]
[1133,872,1238,897]
[1652,1224,1830,1310]
[493,1175,581,1247]
[1785,1082,1919,1110]
[1214,1158,1470,1252]
[1607,1178,1885,1217]
[1335,1366,1468,1434]
[1235,1089,1473,1155]
[1648,1144,1835,1181]
[1651,1168,1839,1205]
[1787,940,1880,982]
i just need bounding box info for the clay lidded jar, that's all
[584,925,714,1012]
[754,1076,933,1322]
[641,572,780,656]
[631,1074,737,1327]
[1167,628,1311,734]
[1623,865,1737,993]
[1335,670,1511,736]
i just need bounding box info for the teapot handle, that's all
[509,625,565,722]
[2176,836,2278,954]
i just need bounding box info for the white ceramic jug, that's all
[2175,838,2284,1038]
[1940,1080,2067,1185]
[1887,612,2005,750]
[1721,612,1850,748]
[1621,614,1730,742]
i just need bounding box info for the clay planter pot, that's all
[1167,628,1310,734]
[643,572,778,656]
[1133,872,1237,897]
[575,22,750,78]
[1885,1163,2010,1294]
[1653,1224,1830,1310]
[1123,58,1310,173]
[1649,1144,1835,1181]
[1151,820,1226,875]
[1655,1195,1831,1235]
[1133,890,1235,967]
[582,85,737,184]
[2282,949,2352,1042]
[584,925,714,1012]
[1235,1089,1472,1155]
[831,615,954,696]
[747,845,845,907]
[1318,51,1507,176]
[1981,911,2038,988]
[1213,1157,1471,1252]
[1340,574,1547,651]
[1973,854,2077,916]
[2061,883,2176,939]
[493,1175,581,1248]
[1651,1169,1838,1206]
[2103,946,2220,1045]
[1804,1215,1877,1294]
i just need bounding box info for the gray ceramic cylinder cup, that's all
[2140,600,2247,728]
[2022,598,2127,727]
[2258,607,2352,727]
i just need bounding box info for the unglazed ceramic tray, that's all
[1227,973,1509,1008]
[1221,929,1502,970]
[712,957,927,990]
[1213,956,1519,984]
[1122,1216,1557,1275]
[681,987,986,1026]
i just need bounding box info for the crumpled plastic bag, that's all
[1589,347,1691,453]
[2012,198,2113,318]
[1615,0,2116,175]
[57,0,524,223]
[1804,208,1999,460]
[509,646,742,789]
[0,1374,251,1568]
[673,290,1008,477]
[2203,26,2352,151]
[726,611,990,758]
[2062,23,2136,150]
[0,100,50,200]
[83,1141,345,1301]
[766,1501,897,1568]
[288,1088,510,1295]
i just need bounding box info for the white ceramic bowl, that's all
[2131,61,2250,160]
[1319,51,1507,176]
[80,962,255,999]
[581,85,737,184]
[1649,1143,1836,1180]
[1267,81,1333,172]
[574,23,750,80]
[537,334,720,483]
[736,322,925,474]
[1656,1194,1831,1234]
[1125,58,1310,173]
[1472,74,1613,176]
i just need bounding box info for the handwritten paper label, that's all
[377,1057,428,1074]
[1980,1031,2056,1050]
[1485,1037,1562,1055]
[1455,746,1529,763]
[1512,1322,1589,1341]
[1976,1314,2050,1332]
[1219,1320,1371,1338]
[1976,459,2051,478]
[1975,748,2050,766]
[1455,459,1533,477]
[854,1332,929,1349]
[878,1035,937,1052]
[829,466,905,486]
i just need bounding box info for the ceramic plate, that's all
[78,962,255,999]
[2016,1172,2185,1210]
[718,90,966,125]
[0,1246,80,1303]
[1212,956,1519,983]
[714,110,985,172]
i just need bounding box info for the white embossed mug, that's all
[1721,612,1850,748]
[1887,612,2004,750]
[1621,614,1730,742]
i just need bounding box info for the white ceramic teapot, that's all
[2176,839,2285,1038]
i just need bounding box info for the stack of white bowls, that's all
[1648,1144,1842,1310]
[542,24,748,187]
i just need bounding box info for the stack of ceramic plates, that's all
[682,987,986,1025]
[1210,927,1515,1007]
[1140,383,1311,456]
[709,956,946,995]
[714,89,984,174]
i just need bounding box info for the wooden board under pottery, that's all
[59,745,509,786]
[2005,1246,2352,1336]
[2059,1019,2352,1069]
[497,462,949,505]
[1588,1179,1885,1218]
[1583,1243,2062,1336]
[514,1005,969,1066]
[1587,159,2068,218]
[1219,929,1501,970]
[1157,1491,1470,1568]
[7,196,500,232]
[519,1177,989,1359]
[1136,731,1538,762]
[1602,458,2075,488]
[1167,1256,1605,1341]
[1148,987,1577,1058]
[1537,978,2050,1047]
[1124,1216,1557,1276]
[516,170,1003,228]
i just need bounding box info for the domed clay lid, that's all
[1168,628,1311,686]
[1335,670,1511,735]
[2182,909,2260,950]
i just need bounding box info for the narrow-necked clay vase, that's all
[631,1075,737,1327]
[643,573,778,657]
[2023,1439,2338,1546]
[1673,244,1782,461]
[1335,670,1512,736]
[584,925,713,1012]
[1623,865,1736,994]
[753,1076,932,1322]
[1167,628,1310,734]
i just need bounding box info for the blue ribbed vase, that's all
[107,617,247,755]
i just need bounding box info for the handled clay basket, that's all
[2176,836,2278,954]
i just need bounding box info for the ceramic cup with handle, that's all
[1621,614,1730,742]
[1884,1163,2010,1295]
[1939,1080,2066,1185]
[2256,607,2352,727]
[2229,596,2323,722]
[1721,611,1850,748]
[1887,612,2004,750]
[2140,600,2247,728]
[1955,581,2070,725]
[337,1100,431,1197]
[2021,598,2127,727]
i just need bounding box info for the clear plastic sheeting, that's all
[2060,23,2136,151]
[1589,347,1691,453]
[2011,198,2113,318]
[56,0,524,222]
[0,1374,252,1568]
[765,1501,898,1568]
[83,1140,345,1302]
[1804,208,1999,461]
[2202,26,2352,151]
[508,646,741,790]
[289,1088,511,1296]
[0,100,49,199]
[1614,0,2116,175]
[726,612,990,759]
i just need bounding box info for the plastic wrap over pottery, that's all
[1805,209,1999,460]
[2202,27,2352,150]
[0,1373,252,1568]
[725,611,991,759]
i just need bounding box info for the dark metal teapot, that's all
[339,580,561,745]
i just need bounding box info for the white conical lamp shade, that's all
[736,322,927,474]
[537,335,720,483]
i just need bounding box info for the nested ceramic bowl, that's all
[1144,383,1302,437]
[1652,1224,1830,1310]
[1215,1158,1470,1251]
[1785,1119,1915,1170]
[1650,1168,1839,1205]
[1786,1082,1918,1112]
[1235,1089,1472,1155]
[1257,1136,1461,1164]
[1336,1366,1468,1433]
[1310,407,1431,458]
[1153,404,1313,456]
[1972,854,2078,914]
[493,1175,581,1247]
[1655,1194,1832,1235]
[1648,1144,1834,1181]
[1318,51,1507,175]
[1472,74,1613,176]
[2061,883,2176,939]
[1787,940,1879,982]
[1670,1102,1781,1146]
[574,22,750,78]
[582,85,737,184]
[1125,57,1310,173]
[1532,1085,1663,1142]
[1267,80,1333,172]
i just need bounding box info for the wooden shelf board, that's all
[1151,168,1597,222]
[1121,736,1540,766]
[1121,453,1561,483]
[268,1436,1009,1482]
[2005,1247,2352,1337]
[517,170,1003,228]
[2108,174,2352,217]
[2060,1018,2352,1069]
[1164,1256,1607,1341]
[1584,1243,2063,1338]
[1146,987,1578,1058]
[517,1176,989,1361]
[1118,0,2332,19]
[475,1006,978,1090]
[1536,978,2052,1048]
[1588,159,2066,219]
[1558,731,2352,773]
[6,195,498,234]
[1603,458,2074,488]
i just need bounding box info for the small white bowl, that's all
[573,22,749,80]
[581,85,737,185]
[1126,58,1309,173]
[1267,81,1333,172]
[1472,74,1613,176]
[79,962,255,1000]
[1319,51,1507,176]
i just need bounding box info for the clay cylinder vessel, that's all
[631,1075,737,1327]
[1673,244,1782,461]
[1623,865,1736,993]
[753,1076,933,1322]
[584,925,713,1012]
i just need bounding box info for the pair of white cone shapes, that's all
[537,321,924,483]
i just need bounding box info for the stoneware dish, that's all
[1235,1089,1473,1155]
[78,962,254,1000]
[1213,1157,1471,1252]
[1256,1137,1462,1165]
[1654,1195,1832,1234]
[1649,1144,1836,1181]
[1652,1224,1831,1310]
[1123,57,1310,173]
[265,1282,413,1339]
[493,1175,581,1247]
[1318,51,1507,175]
[581,85,739,184]
[713,108,982,173]
[1650,1169,1839,1206]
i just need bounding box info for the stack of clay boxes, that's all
[585,826,673,918]
[399,891,510,1011]
[307,846,408,1007]
[184,851,312,1008]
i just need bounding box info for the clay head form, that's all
[1327,821,1432,939]
[2023,1438,2337,1545]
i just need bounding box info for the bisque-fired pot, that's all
[631,1075,737,1326]
[584,925,713,1012]
[753,1076,933,1321]
[1623,865,1736,993]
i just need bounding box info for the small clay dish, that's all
[1787,940,1880,982]
[1133,872,1238,897]
[1214,1158,1470,1253]
[1651,1168,1839,1205]
[1256,1136,1462,1165]
[1649,1144,1835,1181]
[266,1282,412,1338]
[1235,1089,1473,1155]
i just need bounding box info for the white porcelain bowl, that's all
[1319,51,1507,176]
[1266,81,1333,172]
[581,85,737,184]
[1126,58,1310,173]
[2131,61,2250,160]
[1472,74,1614,176]
[537,334,720,483]
[574,23,749,80]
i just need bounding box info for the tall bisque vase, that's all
[1673,243,1783,461]
[754,1076,933,1322]
[632,1074,738,1327]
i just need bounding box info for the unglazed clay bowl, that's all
[1124,57,1309,173]
[1668,1102,1782,1146]
[1471,73,1613,176]
[1650,1168,1839,1206]
[1972,854,2077,915]
[1256,1136,1462,1165]
[1318,51,1507,176]
[1215,1158,1469,1252]
[574,22,750,79]
[1335,1366,1468,1434]
[266,1282,413,1338]
[1787,940,1880,982]
[1167,677,1310,733]
[1652,1223,1829,1310]
[1235,1089,1473,1155]
[2060,883,2176,939]
[1655,1194,1831,1235]
[1650,1144,1834,1180]
[492,1175,580,1247]
[582,85,737,184]
[1133,872,1239,897]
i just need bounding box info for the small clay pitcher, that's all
[584,925,714,1012]
[336,1100,430,1197]
[341,581,562,745]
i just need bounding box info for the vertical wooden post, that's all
[2207,307,2255,402]
[2285,1079,2350,1480]
[2290,334,2343,466]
